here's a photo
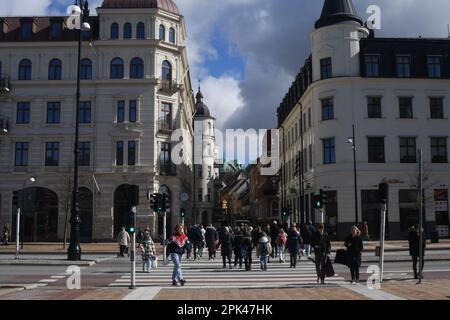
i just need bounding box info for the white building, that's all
[278,0,450,240]
[0,0,201,241]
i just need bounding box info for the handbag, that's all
[325,255,335,278]
[334,248,350,266]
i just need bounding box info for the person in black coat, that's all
[301,224,312,257]
[218,227,234,269]
[270,221,279,258]
[205,224,219,260]
[287,226,303,268]
[312,224,331,284]
[241,233,253,271]
[408,225,426,279]
[233,228,244,268]
[344,226,364,283]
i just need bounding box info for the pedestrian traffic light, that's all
[150,193,159,212]
[313,190,325,209]
[378,183,389,204]
[160,193,166,213]
[127,207,136,234]
[180,208,185,218]
[282,207,288,217]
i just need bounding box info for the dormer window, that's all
[21,21,32,39]
[51,21,62,38]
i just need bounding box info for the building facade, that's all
[0,0,199,242]
[277,0,450,240]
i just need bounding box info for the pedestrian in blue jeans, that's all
[257,232,272,271]
[167,224,188,286]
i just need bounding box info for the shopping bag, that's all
[334,248,349,266]
[152,256,158,269]
[325,256,335,277]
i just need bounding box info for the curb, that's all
[307,255,450,263]
[0,260,97,266]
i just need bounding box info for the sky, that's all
[2,0,450,131]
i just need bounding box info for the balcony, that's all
[158,79,179,95]
[0,74,10,95]
[160,163,177,176]
[157,119,173,133]
[0,117,9,134]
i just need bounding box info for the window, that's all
[169,27,175,44]
[160,142,171,174]
[162,60,172,81]
[16,102,30,124]
[431,137,448,163]
[110,58,124,79]
[111,23,119,39]
[18,59,32,80]
[396,56,411,77]
[15,142,29,167]
[51,21,62,38]
[48,59,62,80]
[427,56,442,78]
[79,142,90,166]
[159,102,172,130]
[117,100,125,123]
[130,57,143,79]
[308,109,311,127]
[309,144,313,169]
[80,58,92,80]
[207,189,211,202]
[321,98,334,121]
[136,22,145,39]
[399,97,413,119]
[365,55,380,77]
[123,23,132,39]
[430,97,444,119]
[320,57,332,80]
[198,188,202,202]
[79,101,91,124]
[46,102,61,124]
[322,138,335,164]
[400,137,417,163]
[368,137,385,163]
[45,142,59,166]
[129,100,137,123]
[21,22,32,39]
[128,141,136,166]
[159,24,165,41]
[116,141,124,166]
[367,97,382,118]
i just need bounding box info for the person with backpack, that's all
[219,226,234,269]
[256,232,271,271]
[140,231,156,273]
[276,228,288,263]
[287,226,303,268]
[233,228,244,268]
[241,232,253,271]
[312,224,331,285]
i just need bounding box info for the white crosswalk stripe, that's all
[109,254,348,289]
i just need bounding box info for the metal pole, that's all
[352,124,359,225]
[15,208,21,260]
[129,231,136,289]
[379,203,387,283]
[418,148,423,284]
[20,189,24,249]
[321,208,324,224]
[163,212,167,263]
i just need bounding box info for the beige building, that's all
[0,0,200,242]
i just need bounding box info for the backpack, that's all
[277,233,287,246]
[260,242,271,256]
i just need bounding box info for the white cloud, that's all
[0,0,52,16]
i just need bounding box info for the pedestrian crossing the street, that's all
[109,253,348,289]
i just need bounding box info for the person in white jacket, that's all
[256,233,272,271]
[117,227,130,257]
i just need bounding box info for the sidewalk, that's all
[381,279,450,300]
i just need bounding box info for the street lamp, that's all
[68,0,90,261]
[16,177,36,259]
[346,124,359,225]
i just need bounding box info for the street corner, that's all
[379,279,450,300]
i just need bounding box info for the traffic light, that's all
[161,193,167,213]
[313,189,325,209]
[282,207,288,217]
[150,193,159,212]
[378,183,389,204]
[180,208,185,218]
[127,207,136,234]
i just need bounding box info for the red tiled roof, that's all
[101,0,180,15]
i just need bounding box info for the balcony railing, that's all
[158,79,179,94]
[157,119,173,133]
[160,163,177,176]
[0,74,10,95]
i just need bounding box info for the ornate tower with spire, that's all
[310,0,369,81]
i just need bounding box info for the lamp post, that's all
[16,177,35,259]
[68,0,90,261]
[347,124,359,225]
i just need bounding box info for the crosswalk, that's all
[109,253,348,289]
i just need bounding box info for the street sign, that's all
[181,192,189,202]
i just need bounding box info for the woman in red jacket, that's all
[167,224,188,286]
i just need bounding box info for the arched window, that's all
[169,27,175,44]
[136,22,145,39]
[123,22,132,39]
[162,60,172,81]
[48,59,62,80]
[159,24,165,41]
[110,58,124,79]
[111,23,119,39]
[18,59,32,80]
[80,58,92,80]
[130,57,144,79]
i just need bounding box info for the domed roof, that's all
[315,0,362,29]
[194,87,212,118]
[101,0,180,15]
